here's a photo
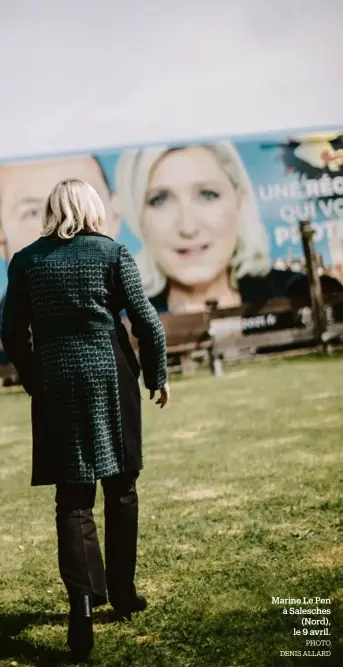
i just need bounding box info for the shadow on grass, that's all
[0,610,72,666]
[1,605,341,667]
[0,567,342,667]
[0,607,131,666]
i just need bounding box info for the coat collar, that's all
[48,229,108,239]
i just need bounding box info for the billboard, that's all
[1,127,343,335]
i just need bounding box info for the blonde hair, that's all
[41,179,107,239]
[115,141,271,297]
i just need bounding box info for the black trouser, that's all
[55,471,139,609]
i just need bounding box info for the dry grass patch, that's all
[308,546,343,569]
[171,485,227,501]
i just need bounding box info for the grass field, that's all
[0,355,342,667]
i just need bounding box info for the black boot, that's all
[67,592,94,661]
[55,484,108,610]
[103,475,147,619]
[113,593,148,622]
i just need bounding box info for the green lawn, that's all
[0,355,342,667]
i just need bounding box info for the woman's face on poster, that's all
[141,147,241,286]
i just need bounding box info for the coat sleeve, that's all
[115,244,168,391]
[0,253,34,394]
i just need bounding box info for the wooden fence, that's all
[2,292,343,381]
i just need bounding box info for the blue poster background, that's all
[1,125,343,299]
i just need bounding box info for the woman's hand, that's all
[150,383,170,409]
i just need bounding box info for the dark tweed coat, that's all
[0,232,167,486]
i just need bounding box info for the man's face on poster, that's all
[0,155,119,260]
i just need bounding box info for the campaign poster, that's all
[1,127,343,341]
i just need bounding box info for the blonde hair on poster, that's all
[115,141,271,297]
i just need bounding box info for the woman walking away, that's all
[0,179,169,661]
